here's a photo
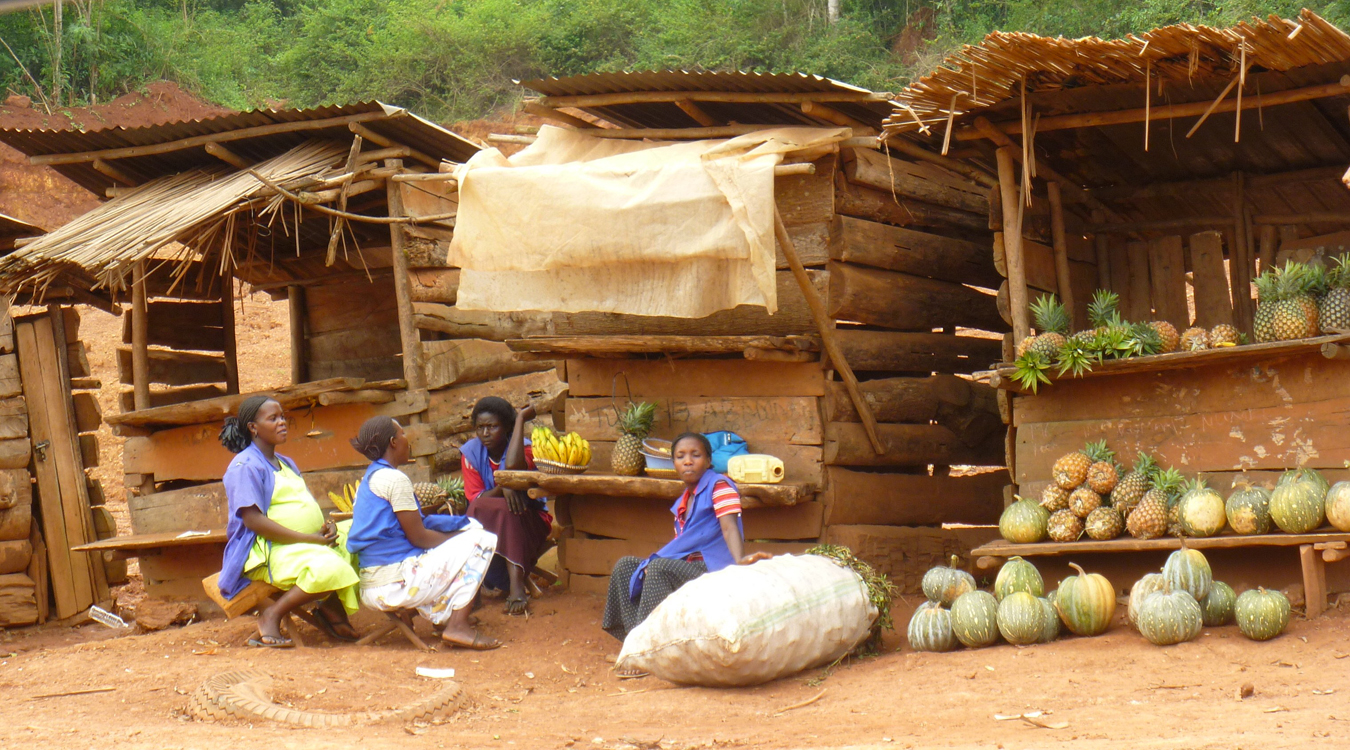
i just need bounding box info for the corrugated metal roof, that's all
[0,101,481,197]
[518,69,894,130]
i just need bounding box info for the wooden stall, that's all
[433,71,1010,594]
[883,11,1350,611]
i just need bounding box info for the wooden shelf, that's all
[990,333,1350,392]
[71,529,225,557]
[492,470,815,507]
[972,529,1350,567]
[504,335,821,360]
[104,377,406,429]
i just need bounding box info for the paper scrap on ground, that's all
[415,667,456,679]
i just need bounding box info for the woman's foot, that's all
[247,633,294,649]
[504,595,530,616]
[440,630,503,650]
[310,600,359,642]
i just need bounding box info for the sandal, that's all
[309,604,359,643]
[504,596,530,617]
[247,633,295,649]
[442,631,503,651]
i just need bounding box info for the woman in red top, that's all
[461,397,552,615]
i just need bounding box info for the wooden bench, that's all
[971,530,1350,618]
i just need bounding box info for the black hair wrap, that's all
[219,394,276,454]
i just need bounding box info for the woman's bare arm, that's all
[501,404,536,471]
[396,510,455,549]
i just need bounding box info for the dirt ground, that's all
[0,589,1344,750]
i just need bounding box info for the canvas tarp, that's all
[449,125,849,318]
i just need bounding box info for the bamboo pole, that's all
[1047,182,1075,315]
[385,160,426,393]
[221,277,239,395]
[204,142,252,170]
[288,285,307,385]
[995,147,1031,347]
[131,261,150,411]
[772,207,883,455]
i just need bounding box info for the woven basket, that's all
[535,458,589,475]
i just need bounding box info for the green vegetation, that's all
[0,0,1338,122]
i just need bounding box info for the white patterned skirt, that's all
[359,527,498,626]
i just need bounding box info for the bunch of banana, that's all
[327,482,357,513]
[531,427,592,467]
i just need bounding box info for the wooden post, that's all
[773,207,883,455]
[1091,210,1111,289]
[1047,182,1075,315]
[1300,544,1327,618]
[994,147,1031,346]
[385,160,426,392]
[1258,224,1278,275]
[1231,172,1254,334]
[221,277,239,395]
[287,285,307,385]
[131,261,150,411]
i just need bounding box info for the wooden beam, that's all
[1258,224,1279,274]
[955,75,1350,141]
[535,90,892,108]
[994,148,1030,347]
[288,285,307,384]
[1046,182,1075,317]
[1089,165,1343,203]
[203,142,252,170]
[975,117,1119,221]
[675,100,719,127]
[348,122,438,168]
[878,134,998,188]
[521,101,597,129]
[33,110,395,166]
[801,101,876,135]
[1233,172,1255,334]
[130,263,149,411]
[1252,212,1350,225]
[221,282,239,395]
[1087,216,1231,234]
[384,161,426,392]
[91,158,137,186]
[582,124,779,140]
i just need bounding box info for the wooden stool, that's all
[201,572,320,647]
[355,609,434,651]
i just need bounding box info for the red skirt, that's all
[468,495,551,570]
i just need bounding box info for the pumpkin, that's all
[1135,581,1203,646]
[1235,588,1291,641]
[1178,480,1226,537]
[1000,498,1050,544]
[994,556,1044,601]
[1163,546,1212,601]
[950,590,1000,648]
[922,554,977,606]
[1128,573,1168,629]
[1054,562,1116,636]
[1269,473,1326,534]
[907,601,956,652]
[1225,482,1273,536]
[1325,481,1350,532]
[1037,596,1060,643]
[996,591,1044,646]
[1200,580,1236,627]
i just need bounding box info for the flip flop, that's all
[247,633,295,649]
[308,604,360,643]
[442,632,503,651]
[503,596,530,617]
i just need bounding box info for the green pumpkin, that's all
[996,591,1044,646]
[922,555,976,606]
[1200,581,1236,627]
[1055,562,1116,637]
[1270,475,1326,534]
[1278,467,1329,496]
[1226,482,1273,536]
[1178,480,1226,537]
[1163,546,1212,601]
[1037,596,1060,643]
[1325,481,1350,532]
[1128,573,1168,629]
[994,556,1045,601]
[1235,588,1291,641]
[1000,498,1049,544]
[907,601,956,652]
[1135,582,1203,646]
[951,590,1000,648]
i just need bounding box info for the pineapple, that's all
[1110,452,1156,518]
[1027,294,1071,359]
[1047,509,1084,542]
[1270,261,1321,340]
[1209,323,1240,347]
[1083,440,1118,494]
[1126,493,1168,539]
[1150,320,1180,353]
[438,475,467,514]
[1040,483,1070,513]
[1087,289,1120,331]
[1052,450,1092,489]
[413,481,449,513]
[1319,253,1350,333]
[611,401,656,476]
[1253,270,1278,343]
[1069,486,1103,518]
[1180,327,1210,351]
[1085,506,1124,540]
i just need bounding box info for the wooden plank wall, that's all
[305,275,403,381]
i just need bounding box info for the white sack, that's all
[616,554,877,687]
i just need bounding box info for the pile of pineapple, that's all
[1253,256,1350,342]
[1039,445,1191,542]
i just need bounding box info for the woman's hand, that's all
[518,404,537,423]
[504,488,527,516]
[738,551,773,565]
[313,521,339,547]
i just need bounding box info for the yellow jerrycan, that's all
[726,454,785,484]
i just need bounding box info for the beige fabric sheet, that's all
[449,125,849,318]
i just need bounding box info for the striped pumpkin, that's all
[1054,562,1116,637]
[996,591,1045,646]
[922,555,976,606]
[1200,581,1236,627]
[1037,596,1060,643]
[1163,547,1212,601]
[994,556,1044,601]
[1270,476,1326,534]
[951,590,1000,648]
[1325,481,1350,532]
[907,601,956,652]
[1000,498,1050,544]
[1225,482,1273,536]
[1128,573,1168,629]
[1135,583,1203,646]
[1235,588,1291,641]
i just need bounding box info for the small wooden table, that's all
[491,470,816,508]
[971,530,1350,617]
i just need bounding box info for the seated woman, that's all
[346,416,502,650]
[602,432,770,647]
[219,395,360,648]
[461,397,551,616]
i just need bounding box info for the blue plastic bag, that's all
[704,431,749,474]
